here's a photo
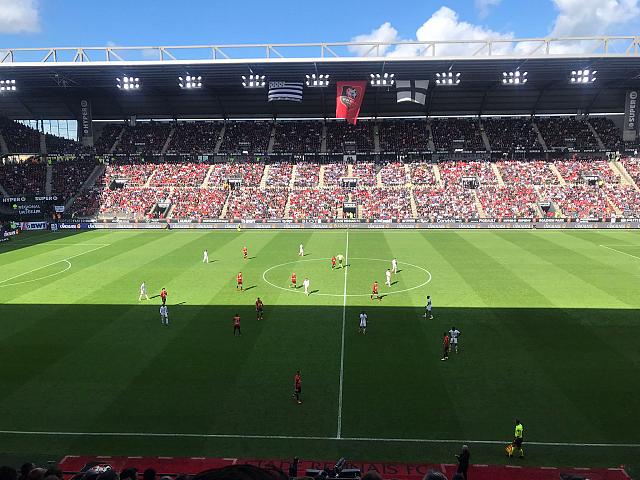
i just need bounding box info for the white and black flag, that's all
[396,80,429,105]
[268,82,304,102]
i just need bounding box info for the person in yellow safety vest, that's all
[511,418,525,458]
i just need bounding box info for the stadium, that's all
[1,24,640,480]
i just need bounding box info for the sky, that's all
[0,0,638,53]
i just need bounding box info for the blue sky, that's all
[0,0,637,49]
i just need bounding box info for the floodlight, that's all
[369,73,395,86]
[116,76,141,90]
[305,73,330,87]
[435,72,461,86]
[179,74,203,89]
[501,71,528,85]
[242,74,265,88]
[570,69,596,84]
[0,79,16,92]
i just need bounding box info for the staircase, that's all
[586,121,606,151]
[409,189,418,218]
[45,164,53,195]
[480,121,491,152]
[404,163,411,186]
[473,191,487,218]
[433,164,443,187]
[373,123,381,153]
[214,124,226,154]
[110,125,125,154]
[289,164,298,189]
[40,133,46,154]
[161,126,175,155]
[320,123,327,153]
[144,168,156,187]
[376,167,383,187]
[284,194,292,218]
[260,164,270,188]
[318,165,326,187]
[427,123,436,152]
[267,123,276,154]
[347,164,354,177]
[219,191,231,219]
[605,195,622,216]
[549,164,566,185]
[64,164,105,212]
[202,165,215,187]
[612,161,639,190]
[553,202,565,218]
[532,120,548,151]
[0,131,8,154]
[491,163,505,186]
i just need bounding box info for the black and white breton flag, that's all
[396,80,429,105]
[268,82,304,102]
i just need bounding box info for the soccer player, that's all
[236,272,243,291]
[331,256,337,270]
[290,271,297,289]
[242,246,248,260]
[256,297,264,321]
[385,269,392,287]
[303,277,310,296]
[424,295,433,319]
[139,282,149,301]
[441,331,450,361]
[233,313,241,336]
[511,419,525,458]
[359,311,367,335]
[449,326,461,353]
[160,287,167,306]
[392,257,398,274]
[160,304,169,326]
[337,254,344,268]
[371,281,381,301]
[293,370,302,404]
[299,243,304,257]
[203,249,209,263]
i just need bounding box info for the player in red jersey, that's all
[160,287,167,305]
[236,272,243,291]
[242,246,248,259]
[371,281,381,301]
[293,370,302,404]
[441,332,450,361]
[233,313,241,336]
[331,256,336,269]
[255,297,264,321]
[290,272,297,289]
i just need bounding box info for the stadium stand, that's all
[225,187,287,219]
[413,185,478,220]
[167,122,222,154]
[536,117,599,151]
[325,120,375,153]
[170,188,228,220]
[0,160,46,194]
[431,118,486,152]
[265,162,293,186]
[438,160,498,185]
[353,187,413,219]
[589,117,622,151]
[219,121,272,154]
[380,161,409,186]
[538,184,613,218]
[482,117,541,152]
[496,160,559,185]
[51,158,98,197]
[114,122,171,155]
[292,162,320,187]
[0,117,41,153]
[378,119,429,152]
[288,187,346,220]
[273,121,322,153]
[149,161,210,187]
[477,185,540,218]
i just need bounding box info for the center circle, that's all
[262,257,432,297]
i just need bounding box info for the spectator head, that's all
[424,470,448,480]
[27,468,46,480]
[142,469,156,480]
[43,469,63,480]
[119,469,137,480]
[0,466,18,480]
[191,465,287,480]
[20,463,35,479]
[361,473,383,480]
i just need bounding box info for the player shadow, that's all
[391,281,399,286]
[377,294,388,300]
[174,301,186,305]
[309,289,320,295]
[204,260,218,264]
[243,285,257,292]
[149,294,161,299]
[395,269,402,274]
[247,256,257,260]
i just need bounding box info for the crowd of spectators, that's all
[352,162,377,187]
[536,117,599,150]
[353,187,412,220]
[554,159,620,184]
[431,118,486,152]
[103,161,156,186]
[167,122,222,154]
[325,121,374,153]
[409,163,437,185]
[99,187,171,218]
[265,162,293,186]
[438,161,498,185]
[0,117,41,153]
[538,184,613,218]
[219,121,271,154]
[323,162,349,186]
[380,162,409,186]
[288,188,346,220]
[589,117,622,151]
[94,124,123,154]
[208,162,265,187]
[497,160,558,185]
[482,117,541,152]
[52,158,98,198]
[68,187,101,217]
[272,121,322,153]
[378,119,429,152]
[0,161,46,194]
[114,122,171,155]
[413,185,478,219]
[292,162,320,187]
[621,157,640,183]
[170,188,228,220]
[477,185,540,218]
[45,134,90,155]
[150,162,209,187]
[605,184,640,216]
[225,187,287,219]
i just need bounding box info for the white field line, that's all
[0,244,110,286]
[599,244,640,261]
[3,242,111,247]
[337,228,349,439]
[0,430,637,448]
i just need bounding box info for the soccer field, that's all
[0,228,639,471]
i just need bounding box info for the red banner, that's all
[336,81,367,125]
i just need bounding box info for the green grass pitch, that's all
[0,228,639,473]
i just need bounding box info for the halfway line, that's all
[337,228,349,439]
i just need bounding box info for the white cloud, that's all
[348,22,399,56]
[475,0,502,18]
[550,0,639,37]
[0,0,39,34]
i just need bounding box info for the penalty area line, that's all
[0,430,637,448]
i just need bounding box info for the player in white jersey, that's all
[424,295,433,319]
[385,269,392,287]
[359,311,368,334]
[391,258,398,274]
[139,282,149,301]
[303,277,310,295]
[299,243,304,256]
[448,326,461,353]
[203,249,209,263]
[336,254,344,268]
[160,305,169,326]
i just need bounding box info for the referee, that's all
[511,418,525,458]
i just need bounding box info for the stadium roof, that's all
[0,36,639,120]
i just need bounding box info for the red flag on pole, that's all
[336,81,367,125]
